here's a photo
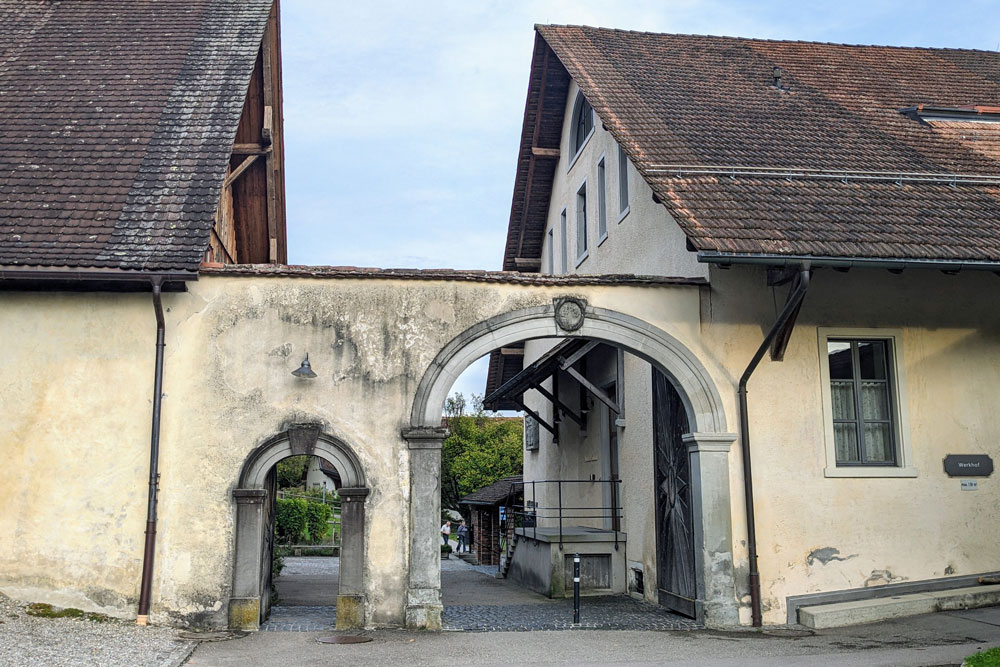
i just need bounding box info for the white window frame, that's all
[559,208,568,274]
[575,180,589,266]
[567,91,595,171]
[617,144,630,222]
[546,228,555,275]
[817,327,916,478]
[597,153,608,245]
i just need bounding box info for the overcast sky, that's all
[278,0,1000,403]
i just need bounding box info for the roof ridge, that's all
[535,24,1000,54]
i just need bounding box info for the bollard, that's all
[573,553,580,625]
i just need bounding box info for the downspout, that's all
[137,277,166,625]
[738,266,810,627]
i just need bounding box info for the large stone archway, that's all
[229,424,369,631]
[405,303,739,628]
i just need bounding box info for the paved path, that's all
[266,555,694,632]
[185,608,1000,666]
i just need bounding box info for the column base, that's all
[228,597,260,631]
[405,603,442,630]
[336,594,365,629]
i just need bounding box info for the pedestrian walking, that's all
[440,520,451,546]
[456,520,469,553]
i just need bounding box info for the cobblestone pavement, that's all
[259,605,336,632]
[442,595,701,632]
[263,555,697,633]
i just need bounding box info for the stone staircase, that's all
[457,551,480,566]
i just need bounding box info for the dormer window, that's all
[901,104,1000,124]
[570,92,595,157]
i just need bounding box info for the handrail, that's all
[503,479,624,551]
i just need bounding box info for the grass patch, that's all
[966,646,1000,667]
[25,603,110,622]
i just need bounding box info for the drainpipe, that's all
[738,266,810,627]
[137,277,166,625]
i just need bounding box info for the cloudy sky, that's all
[278,0,1000,402]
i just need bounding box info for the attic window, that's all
[901,104,1000,123]
[571,92,595,157]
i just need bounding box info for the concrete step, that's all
[457,552,479,565]
[798,584,1000,629]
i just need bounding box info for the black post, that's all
[572,553,580,624]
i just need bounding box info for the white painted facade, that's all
[517,80,1000,626]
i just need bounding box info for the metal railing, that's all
[503,479,623,552]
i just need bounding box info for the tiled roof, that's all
[515,27,1000,264]
[460,475,523,507]
[0,0,274,272]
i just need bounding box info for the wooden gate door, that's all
[652,369,696,618]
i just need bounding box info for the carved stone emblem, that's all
[554,297,586,332]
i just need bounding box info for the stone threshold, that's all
[798,583,1000,629]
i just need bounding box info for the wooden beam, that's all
[262,15,278,264]
[223,154,260,189]
[531,146,560,158]
[561,363,620,415]
[513,257,541,271]
[499,347,524,356]
[514,398,557,436]
[559,340,600,370]
[261,105,273,146]
[531,383,584,427]
[231,143,270,155]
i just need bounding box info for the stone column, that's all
[402,426,448,630]
[336,487,369,629]
[229,488,267,631]
[683,432,740,627]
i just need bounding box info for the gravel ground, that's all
[0,593,194,667]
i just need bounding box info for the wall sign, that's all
[943,455,993,477]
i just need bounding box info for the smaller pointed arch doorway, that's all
[229,424,369,631]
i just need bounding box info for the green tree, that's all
[441,393,523,518]
[276,455,309,489]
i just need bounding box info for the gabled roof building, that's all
[488,27,1000,627]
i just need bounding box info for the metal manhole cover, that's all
[763,628,815,638]
[316,635,372,644]
[177,630,246,642]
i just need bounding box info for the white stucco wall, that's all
[0,275,713,627]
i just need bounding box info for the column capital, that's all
[402,426,449,449]
[232,488,267,504]
[683,432,738,453]
[339,487,370,500]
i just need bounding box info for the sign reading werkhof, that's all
[943,455,994,477]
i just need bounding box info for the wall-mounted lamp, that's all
[291,353,317,379]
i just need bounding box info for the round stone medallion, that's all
[554,298,586,332]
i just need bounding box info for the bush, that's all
[966,647,1000,667]
[441,543,452,554]
[275,497,307,544]
[305,500,332,544]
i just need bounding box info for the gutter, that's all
[137,277,167,625]
[698,252,1000,273]
[738,266,811,627]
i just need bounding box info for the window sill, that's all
[597,231,609,247]
[824,466,918,478]
[575,251,589,268]
[617,206,630,223]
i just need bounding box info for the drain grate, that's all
[177,630,247,642]
[316,634,373,644]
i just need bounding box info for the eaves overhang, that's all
[698,252,1000,273]
[0,266,196,292]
